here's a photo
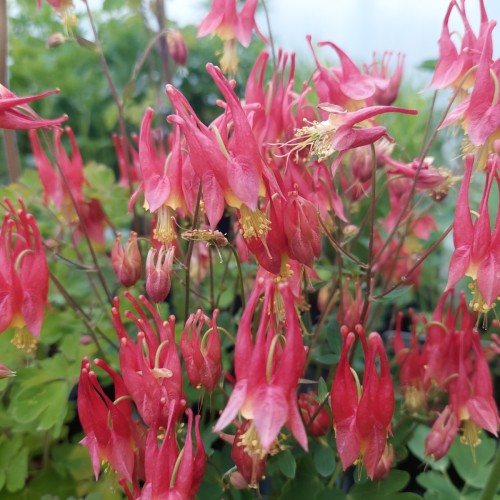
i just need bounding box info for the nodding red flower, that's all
[393,311,429,414]
[145,246,174,304]
[0,84,66,130]
[112,133,141,187]
[167,66,280,242]
[29,127,107,246]
[141,405,206,500]
[213,280,308,453]
[111,232,142,288]
[197,0,268,73]
[431,0,491,92]
[288,102,417,174]
[331,326,395,479]
[364,52,404,106]
[447,154,500,311]
[77,357,144,485]
[0,199,49,352]
[180,309,222,392]
[112,293,186,428]
[132,108,187,246]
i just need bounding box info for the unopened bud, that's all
[0,364,16,379]
[47,32,66,48]
[111,232,142,287]
[145,245,174,303]
[167,29,188,66]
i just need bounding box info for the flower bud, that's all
[372,443,394,480]
[111,232,142,287]
[0,364,16,379]
[283,192,321,267]
[47,32,66,48]
[298,392,331,437]
[145,245,174,303]
[167,29,188,66]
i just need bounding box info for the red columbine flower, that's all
[289,102,417,173]
[0,199,49,352]
[446,154,500,311]
[180,309,222,392]
[331,326,395,479]
[141,405,206,500]
[393,312,429,414]
[197,0,267,73]
[431,0,491,92]
[132,108,187,246]
[213,280,308,452]
[0,84,66,130]
[111,232,142,288]
[364,52,404,106]
[29,127,107,246]
[77,357,144,485]
[167,65,279,239]
[112,293,186,428]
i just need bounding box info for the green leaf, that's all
[10,380,70,434]
[315,354,340,365]
[416,470,460,499]
[349,470,411,499]
[448,434,496,489]
[318,377,329,401]
[6,446,28,492]
[313,442,336,477]
[278,449,296,479]
[407,424,449,471]
[0,435,26,492]
[280,455,325,499]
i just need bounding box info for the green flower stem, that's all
[480,444,500,500]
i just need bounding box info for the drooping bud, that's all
[47,32,66,48]
[167,29,188,66]
[0,364,16,379]
[111,232,142,287]
[425,406,460,461]
[283,192,321,267]
[145,246,174,303]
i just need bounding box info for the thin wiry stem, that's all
[184,184,203,319]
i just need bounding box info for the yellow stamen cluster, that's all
[431,168,454,201]
[239,205,271,241]
[404,386,427,415]
[153,206,177,244]
[460,419,482,463]
[292,119,337,161]
[467,281,496,314]
[220,39,239,75]
[11,325,38,353]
